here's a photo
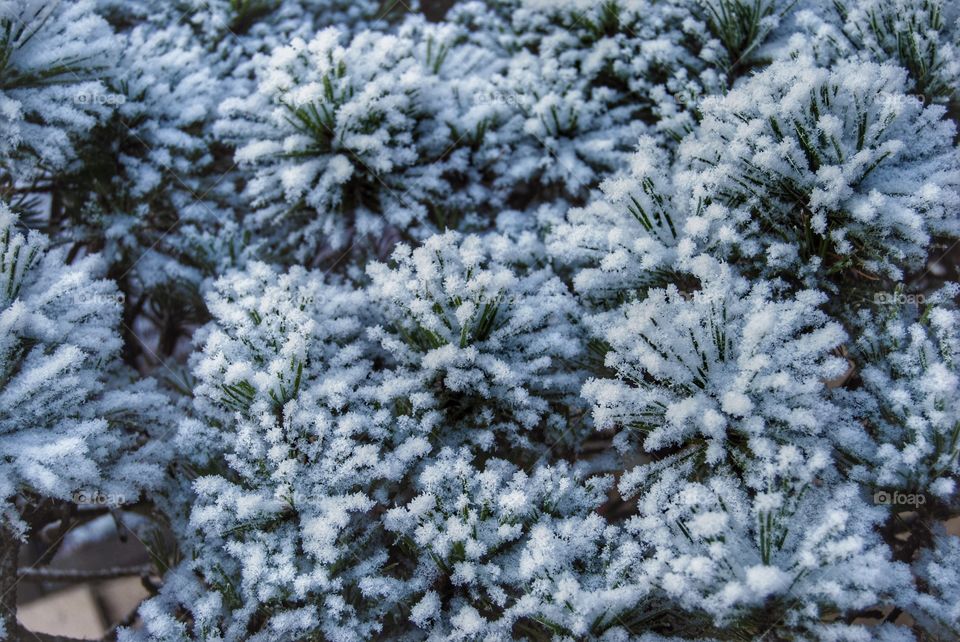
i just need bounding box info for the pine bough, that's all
[0,0,958,640]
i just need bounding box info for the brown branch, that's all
[1,523,20,641]
[17,564,153,583]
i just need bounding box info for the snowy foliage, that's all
[911,531,960,637]
[0,202,168,536]
[547,134,692,299]
[380,448,613,638]
[795,0,960,104]
[840,286,960,497]
[583,264,851,464]
[57,19,240,296]
[468,0,730,199]
[141,262,433,640]
[368,231,587,457]
[553,58,960,298]
[622,448,911,640]
[679,57,959,283]
[0,0,118,179]
[3,0,960,640]
[172,0,389,41]
[215,24,501,264]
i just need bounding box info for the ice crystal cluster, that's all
[1,0,959,640]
